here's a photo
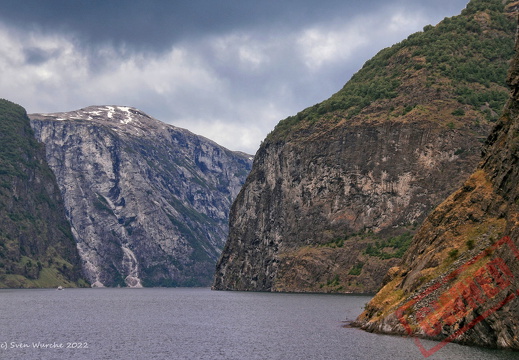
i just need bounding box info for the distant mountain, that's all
[213,0,517,293]
[0,99,86,288]
[354,15,519,351]
[30,106,252,287]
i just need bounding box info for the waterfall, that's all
[121,246,142,288]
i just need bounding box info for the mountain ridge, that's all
[30,105,252,287]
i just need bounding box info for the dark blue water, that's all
[0,288,516,360]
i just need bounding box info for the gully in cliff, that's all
[395,236,519,358]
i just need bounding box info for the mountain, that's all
[30,106,252,287]
[0,99,86,288]
[354,15,519,351]
[213,0,517,293]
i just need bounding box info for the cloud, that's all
[0,1,470,154]
[0,25,88,106]
[296,5,432,71]
[297,22,369,70]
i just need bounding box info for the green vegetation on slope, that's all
[0,99,87,288]
[364,232,414,260]
[268,0,516,141]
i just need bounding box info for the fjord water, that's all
[0,288,516,360]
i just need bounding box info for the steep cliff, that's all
[30,106,252,287]
[354,16,519,351]
[0,99,86,288]
[213,0,517,293]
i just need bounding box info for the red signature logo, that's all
[395,236,519,357]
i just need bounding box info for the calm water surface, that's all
[0,288,516,360]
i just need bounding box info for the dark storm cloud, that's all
[0,0,466,52]
[1,0,357,51]
[23,47,61,65]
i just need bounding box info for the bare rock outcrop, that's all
[30,106,252,287]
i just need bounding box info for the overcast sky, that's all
[0,0,470,154]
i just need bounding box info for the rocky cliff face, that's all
[30,106,252,287]
[0,99,86,288]
[354,18,519,350]
[214,122,487,293]
[213,0,517,293]
[357,15,519,350]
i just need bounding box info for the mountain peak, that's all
[29,105,176,137]
[29,106,253,287]
[82,105,143,125]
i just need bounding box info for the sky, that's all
[0,0,470,154]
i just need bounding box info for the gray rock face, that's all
[212,120,487,293]
[30,106,252,287]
